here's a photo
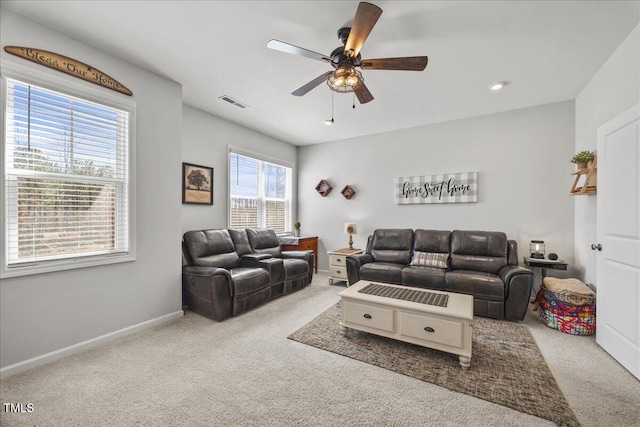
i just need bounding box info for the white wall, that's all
[574,23,640,286]
[0,9,183,373]
[299,101,576,272]
[181,104,298,234]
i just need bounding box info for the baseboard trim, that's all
[0,310,184,379]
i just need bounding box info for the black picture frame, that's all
[182,162,213,205]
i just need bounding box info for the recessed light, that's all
[489,81,508,91]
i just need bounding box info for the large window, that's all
[2,75,133,277]
[229,150,292,233]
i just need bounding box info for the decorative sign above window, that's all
[4,46,133,96]
[396,172,478,204]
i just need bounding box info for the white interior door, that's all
[596,103,640,380]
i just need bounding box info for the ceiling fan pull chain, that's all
[324,91,335,125]
[332,91,335,121]
[353,93,356,109]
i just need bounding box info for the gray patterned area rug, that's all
[288,302,579,427]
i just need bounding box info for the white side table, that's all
[327,248,362,285]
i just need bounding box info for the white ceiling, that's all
[2,1,639,146]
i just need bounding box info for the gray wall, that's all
[574,23,640,286]
[0,9,183,372]
[299,101,576,272]
[181,104,298,234]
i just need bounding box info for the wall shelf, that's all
[570,156,597,195]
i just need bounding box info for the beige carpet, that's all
[3,273,638,426]
[289,302,580,427]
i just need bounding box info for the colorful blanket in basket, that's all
[540,290,596,335]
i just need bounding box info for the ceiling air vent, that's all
[219,95,248,109]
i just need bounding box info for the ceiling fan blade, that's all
[354,82,374,104]
[267,39,332,63]
[360,56,428,71]
[292,71,333,96]
[344,2,383,58]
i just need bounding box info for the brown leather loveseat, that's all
[182,228,314,321]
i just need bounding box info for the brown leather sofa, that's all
[182,228,314,321]
[346,229,533,321]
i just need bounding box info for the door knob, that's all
[591,243,602,251]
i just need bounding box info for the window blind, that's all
[229,151,292,233]
[4,78,130,266]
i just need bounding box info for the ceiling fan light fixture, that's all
[327,67,363,93]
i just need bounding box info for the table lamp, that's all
[345,223,357,249]
[530,240,545,259]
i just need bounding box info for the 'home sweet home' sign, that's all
[396,172,478,204]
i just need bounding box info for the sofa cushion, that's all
[450,230,508,274]
[229,267,271,297]
[414,229,451,253]
[184,229,241,269]
[370,229,414,264]
[360,262,404,284]
[228,229,253,256]
[247,229,283,257]
[401,266,446,290]
[445,270,504,301]
[410,251,448,269]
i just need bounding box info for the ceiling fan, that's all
[267,2,428,104]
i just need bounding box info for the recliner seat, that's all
[182,229,271,321]
[246,228,313,295]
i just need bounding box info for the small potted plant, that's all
[571,150,595,170]
[294,221,301,237]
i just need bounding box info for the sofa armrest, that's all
[240,257,285,285]
[499,265,531,284]
[182,266,234,321]
[282,250,311,259]
[346,253,373,286]
[240,253,273,269]
[241,253,272,261]
[498,265,533,321]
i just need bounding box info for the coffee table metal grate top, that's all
[358,283,448,307]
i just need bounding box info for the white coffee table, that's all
[339,280,473,369]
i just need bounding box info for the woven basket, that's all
[539,278,596,336]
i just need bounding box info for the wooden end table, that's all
[328,248,362,285]
[523,257,568,310]
[280,236,319,273]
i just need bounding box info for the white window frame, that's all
[227,146,294,235]
[1,60,136,278]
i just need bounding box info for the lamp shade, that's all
[345,223,357,235]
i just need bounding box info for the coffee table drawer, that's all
[398,311,462,348]
[343,301,394,332]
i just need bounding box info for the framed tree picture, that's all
[182,162,213,205]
